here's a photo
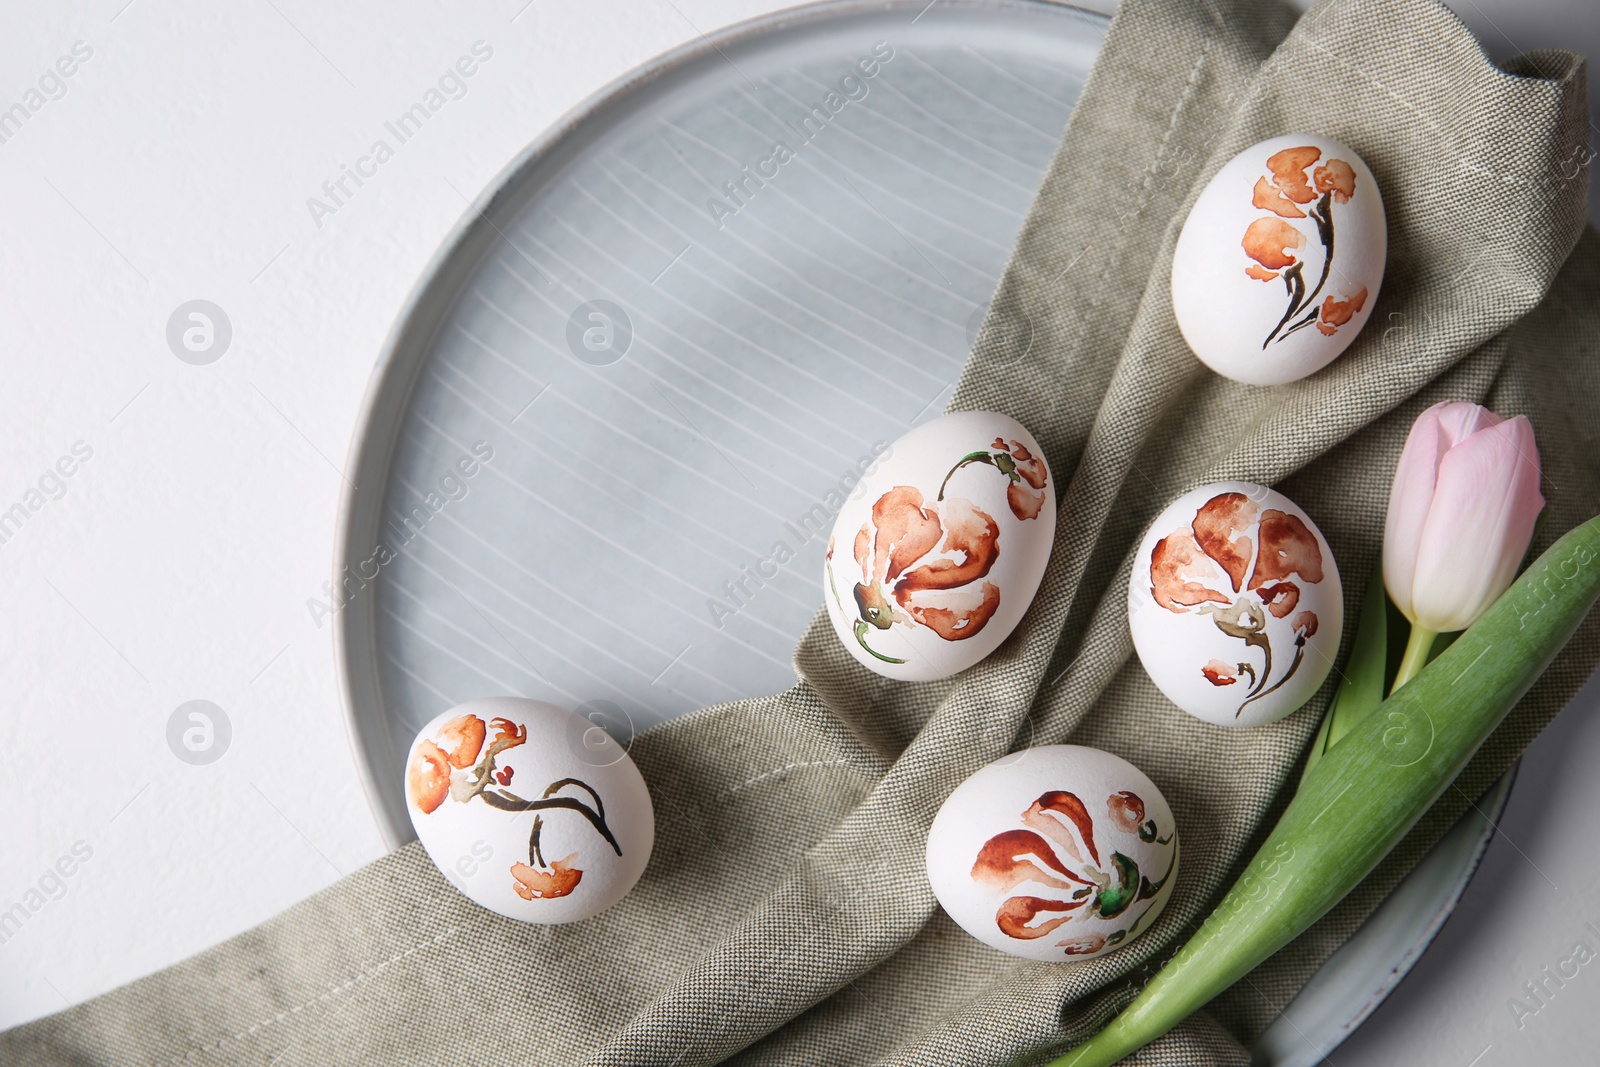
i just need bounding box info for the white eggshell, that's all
[1128,481,1343,728]
[1172,133,1386,385]
[404,697,654,923]
[926,745,1179,962]
[823,411,1055,681]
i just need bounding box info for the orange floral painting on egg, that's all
[406,713,622,903]
[1242,145,1368,349]
[971,789,1175,954]
[826,440,1048,664]
[1148,492,1325,717]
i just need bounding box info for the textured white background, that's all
[0,0,1595,1063]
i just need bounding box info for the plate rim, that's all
[331,0,1110,852]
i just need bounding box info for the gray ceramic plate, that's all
[332,2,1509,1061]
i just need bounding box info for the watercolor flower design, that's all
[825,442,1049,664]
[971,789,1176,953]
[826,486,1001,664]
[1148,491,1324,717]
[1242,145,1369,349]
[406,713,621,902]
[939,438,1052,521]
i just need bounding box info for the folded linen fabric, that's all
[4,0,1595,1063]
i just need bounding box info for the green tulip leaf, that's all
[1301,558,1388,784]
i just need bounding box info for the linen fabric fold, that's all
[4,0,1596,1064]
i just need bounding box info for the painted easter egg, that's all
[823,410,1055,681]
[404,697,654,922]
[1129,482,1343,728]
[1171,134,1386,385]
[926,744,1179,962]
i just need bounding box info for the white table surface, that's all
[1,0,1595,1061]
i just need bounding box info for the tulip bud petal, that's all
[1431,400,1505,450]
[1383,400,1504,618]
[1383,406,1450,620]
[1407,415,1543,632]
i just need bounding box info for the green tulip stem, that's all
[1392,624,1439,694]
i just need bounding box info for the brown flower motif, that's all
[1242,217,1306,281]
[1060,933,1109,956]
[406,741,453,815]
[487,716,527,752]
[405,713,491,814]
[1313,159,1356,202]
[828,485,1001,664]
[1107,791,1146,834]
[993,438,1050,520]
[436,714,487,768]
[1241,144,1367,349]
[936,438,1053,522]
[511,854,582,900]
[1252,178,1305,220]
[971,790,1175,952]
[1316,287,1369,336]
[1149,492,1325,717]
[1264,146,1321,206]
[405,712,620,908]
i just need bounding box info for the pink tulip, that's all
[1383,401,1544,634]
